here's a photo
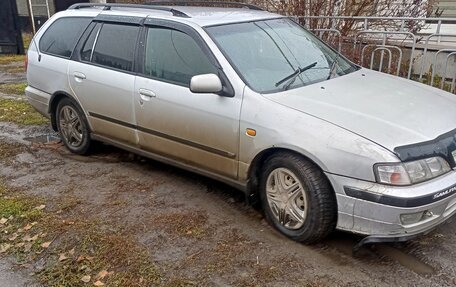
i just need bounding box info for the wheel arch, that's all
[246,147,334,202]
[48,91,84,131]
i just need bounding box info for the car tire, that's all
[56,97,91,155]
[259,152,337,243]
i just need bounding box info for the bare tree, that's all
[251,0,440,34]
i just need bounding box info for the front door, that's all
[134,22,241,179]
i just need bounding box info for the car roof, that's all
[163,6,281,26]
[63,5,282,27]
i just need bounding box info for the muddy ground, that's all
[1,59,456,287]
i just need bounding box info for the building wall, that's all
[16,0,55,17]
[15,0,102,32]
[437,0,456,17]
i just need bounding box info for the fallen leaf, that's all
[58,253,68,262]
[23,234,39,242]
[8,233,18,241]
[81,275,91,283]
[69,247,75,256]
[77,255,94,263]
[41,241,52,248]
[15,242,25,248]
[23,224,33,231]
[0,243,11,253]
[24,243,32,252]
[0,218,8,225]
[96,270,109,280]
[34,205,46,211]
[93,281,105,286]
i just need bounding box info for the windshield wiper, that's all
[275,62,318,90]
[327,52,341,80]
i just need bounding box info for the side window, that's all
[91,23,139,72]
[80,23,101,62]
[40,17,91,58]
[144,27,218,86]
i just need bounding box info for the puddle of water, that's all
[24,134,60,144]
[375,245,436,275]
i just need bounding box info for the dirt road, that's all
[0,121,455,287]
[1,58,455,287]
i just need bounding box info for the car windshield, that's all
[206,18,358,93]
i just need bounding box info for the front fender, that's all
[239,87,399,182]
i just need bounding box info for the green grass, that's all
[2,65,24,74]
[0,54,25,65]
[0,197,28,218]
[0,176,161,287]
[0,98,48,125]
[0,83,27,95]
[0,180,45,239]
[0,33,30,66]
[0,141,24,160]
[22,33,32,50]
[37,223,162,287]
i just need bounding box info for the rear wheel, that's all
[259,152,337,243]
[56,98,91,155]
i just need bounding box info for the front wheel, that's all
[56,97,91,155]
[259,152,337,243]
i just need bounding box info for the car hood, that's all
[266,68,456,152]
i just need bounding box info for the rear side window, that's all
[91,23,139,72]
[39,17,91,58]
[144,27,217,86]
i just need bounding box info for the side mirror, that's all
[190,74,223,94]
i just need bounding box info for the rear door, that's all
[134,21,242,179]
[68,19,141,145]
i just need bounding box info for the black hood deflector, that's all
[394,128,456,167]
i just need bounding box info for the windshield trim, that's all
[204,17,359,94]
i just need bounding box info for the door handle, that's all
[73,72,86,81]
[139,88,156,102]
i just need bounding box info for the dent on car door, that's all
[134,24,242,179]
[68,22,140,145]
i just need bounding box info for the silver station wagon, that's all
[26,2,456,247]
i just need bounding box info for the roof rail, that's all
[67,3,191,18]
[146,1,264,11]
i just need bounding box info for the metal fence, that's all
[296,16,456,93]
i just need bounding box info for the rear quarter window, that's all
[39,17,91,58]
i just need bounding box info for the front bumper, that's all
[327,171,456,239]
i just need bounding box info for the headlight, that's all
[374,157,450,185]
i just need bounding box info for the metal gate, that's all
[0,0,24,54]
